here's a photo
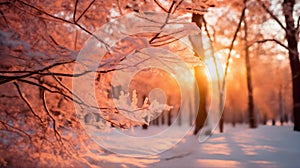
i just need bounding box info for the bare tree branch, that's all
[74,30,78,50]
[0,120,32,142]
[0,2,10,5]
[249,38,288,50]
[41,89,63,144]
[17,79,79,104]
[73,0,79,23]
[0,10,9,28]
[41,89,72,156]
[153,0,168,13]
[149,29,184,46]
[50,73,85,105]
[258,0,286,31]
[203,18,221,92]
[16,0,73,24]
[0,56,148,82]
[13,82,44,124]
[0,94,18,99]
[116,0,123,16]
[297,15,300,29]
[173,0,184,14]
[16,78,112,111]
[149,0,177,44]
[297,15,300,35]
[184,8,208,14]
[0,60,75,85]
[75,0,96,23]
[48,35,60,47]
[222,4,246,93]
[16,0,110,48]
[1,69,104,78]
[151,37,181,47]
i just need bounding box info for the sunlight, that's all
[1,0,299,166]
[184,69,196,83]
[201,144,231,156]
[197,159,241,168]
[204,52,225,81]
[170,66,195,87]
[276,55,285,61]
[250,160,277,167]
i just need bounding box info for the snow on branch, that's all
[113,90,173,126]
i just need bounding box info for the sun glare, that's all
[204,53,225,82]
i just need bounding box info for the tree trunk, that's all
[272,119,276,126]
[262,113,267,125]
[244,11,257,128]
[192,13,208,135]
[283,0,300,131]
[161,111,165,125]
[219,116,224,132]
[167,110,172,126]
[177,108,182,126]
[279,85,284,126]
[194,65,208,134]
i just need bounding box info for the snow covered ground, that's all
[91,124,300,168]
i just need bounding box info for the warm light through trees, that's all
[0,0,299,167]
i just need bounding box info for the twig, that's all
[75,0,96,22]
[16,0,110,48]
[296,15,300,33]
[184,8,208,14]
[151,34,184,47]
[153,0,168,13]
[49,72,85,106]
[172,0,184,14]
[0,2,10,5]
[74,22,110,48]
[149,29,185,45]
[259,0,286,31]
[1,70,95,77]
[149,0,177,44]
[17,78,107,111]
[17,79,78,103]
[116,0,123,16]
[222,5,246,93]
[13,82,44,124]
[74,30,78,50]
[73,0,79,23]
[0,10,9,28]
[0,60,141,79]
[41,89,63,145]
[41,89,72,155]
[17,0,73,24]
[203,18,221,92]
[48,35,60,47]
[0,60,75,85]
[249,38,288,50]
[0,120,32,142]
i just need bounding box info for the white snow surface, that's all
[89,124,300,168]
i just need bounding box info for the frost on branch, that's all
[81,89,173,131]
[114,90,173,126]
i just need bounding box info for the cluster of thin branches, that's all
[0,0,218,166]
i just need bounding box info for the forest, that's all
[0,0,299,167]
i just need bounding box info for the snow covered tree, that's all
[258,0,300,131]
[0,0,216,166]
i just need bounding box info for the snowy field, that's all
[93,124,300,168]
